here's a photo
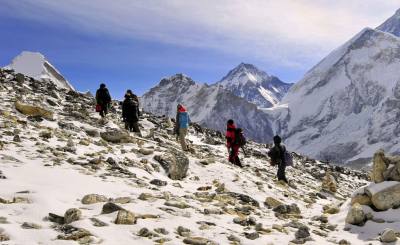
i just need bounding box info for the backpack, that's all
[234,128,246,147]
[284,150,293,167]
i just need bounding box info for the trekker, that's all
[125,89,141,117]
[268,135,288,183]
[175,104,191,151]
[95,83,112,118]
[226,119,243,167]
[122,93,141,134]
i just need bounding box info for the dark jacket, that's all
[268,144,286,166]
[122,97,139,122]
[96,88,111,105]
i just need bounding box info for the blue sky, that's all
[0,1,398,98]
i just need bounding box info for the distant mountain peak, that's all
[5,51,74,91]
[217,63,291,108]
[220,63,269,85]
[376,8,400,37]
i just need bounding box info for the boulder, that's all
[366,182,400,211]
[100,129,132,143]
[345,203,366,226]
[81,194,108,204]
[154,149,189,180]
[351,193,372,206]
[380,228,397,243]
[102,202,124,214]
[372,150,388,183]
[264,197,283,209]
[115,210,136,225]
[64,208,82,224]
[139,148,154,155]
[321,170,337,193]
[15,101,53,120]
[383,162,400,181]
[84,128,99,137]
[295,226,310,239]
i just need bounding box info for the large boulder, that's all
[154,149,189,180]
[100,129,132,143]
[365,182,400,211]
[15,101,53,120]
[372,150,389,183]
[383,161,400,181]
[345,203,366,226]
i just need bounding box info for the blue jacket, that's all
[178,112,191,129]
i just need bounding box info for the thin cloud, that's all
[2,0,399,69]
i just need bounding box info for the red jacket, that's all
[226,124,236,148]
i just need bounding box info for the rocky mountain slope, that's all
[141,74,274,143]
[0,68,380,244]
[5,51,74,91]
[277,24,400,164]
[217,63,291,108]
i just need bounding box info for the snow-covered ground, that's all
[2,68,397,245]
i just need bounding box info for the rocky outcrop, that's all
[15,101,53,120]
[154,149,189,180]
[100,129,132,143]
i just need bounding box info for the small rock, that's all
[245,232,259,240]
[138,227,157,238]
[90,217,108,227]
[295,226,310,239]
[338,239,351,245]
[177,226,191,237]
[164,200,190,209]
[183,237,218,244]
[115,210,136,225]
[13,135,21,142]
[139,148,154,155]
[113,197,132,204]
[264,196,283,209]
[102,202,124,214]
[48,213,65,224]
[81,194,108,204]
[154,227,169,235]
[150,179,167,186]
[64,208,82,224]
[21,222,42,229]
[380,228,397,243]
[227,234,241,242]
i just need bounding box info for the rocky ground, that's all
[0,68,396,244]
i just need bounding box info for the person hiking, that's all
[125,89,141,117]
[122,93,141,134]
[174,104,191,151]
[268,135,288,183]
[95,83,111,118]
[226,119,243,167]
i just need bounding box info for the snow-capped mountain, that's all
[377,8,400,37]
[5,51,74,91]
[217,63,292,108]
[278,27,400,164]
[141,73,274,142]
